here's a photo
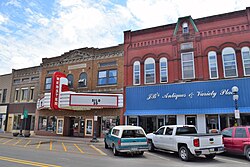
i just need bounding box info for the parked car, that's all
[104,125,148,156]
[146,125,224,161]
[222,126,250,161]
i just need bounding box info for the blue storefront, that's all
[125,78,250,133]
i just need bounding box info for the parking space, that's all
[0,137,107,156]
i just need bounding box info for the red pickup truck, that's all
[222,126,250,160]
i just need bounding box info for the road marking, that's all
[36,141,41,149]
[144,152,171,161]
[50,140,53,151]
[215,156,249,165]
[24,140,31,147]
[3,138,14,145]
[13,139,22,146]
[62,142,67,152]
[0,156,62,167]
[89,145,107,156]
[74,144,84,153]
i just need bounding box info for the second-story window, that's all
[14,88,19,101]
[30,87,34,101]
[241,47,250,76]
[181,52,195,79]
[144,58,155,84]
[78,73,87,87]
[0,89,2,103]
[160,58,168,83]
[133,61,140,85]
[67,74,74,88]
[45,77,52,90]
[222,47,237,78]
[182,22,189,34]
[21,88,28,101]
[208,51,218,79]
[98,69,117,85]
[2,89,7,103]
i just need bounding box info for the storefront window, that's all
[128,116,138,126]
[38,116,57,132]
[30,116,35,131]
[85,119,93,136]
[57,119,64,134]
[206,115,219,133]
[102,116,119,133]
[166,115,176,125]
[13,115,22,130]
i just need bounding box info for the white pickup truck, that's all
[146,125,224,161]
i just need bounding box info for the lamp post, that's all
[91,111,99,142]
[232,86,240,126]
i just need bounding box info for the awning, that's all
[124,107,250,116]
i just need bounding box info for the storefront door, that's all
[186,116,196,126]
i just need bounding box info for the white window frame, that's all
[181,52,195,79]
[222,47,238,78]
[144,58,156,84]
[208,51,219,79]
[14,88,19,102]
[21,88,29,101]
[29,87,35,101]
[133,61,140,85]
[241,47,250,76]
[159,57,168,83]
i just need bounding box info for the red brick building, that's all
[123,7,250,133]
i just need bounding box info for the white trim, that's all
[241,47,250,76]
[133,61,140,85]
[144,58,156,84]
[159,58,168,83]
[208,51,219,79]
[222,47,238,78]
[181,52,195,79]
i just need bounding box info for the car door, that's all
[105,128,113,146]
[162,127,174,150]
[153,127,165,148]
[222,127,233,152]
[232,127,248,154]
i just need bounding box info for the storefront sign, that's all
[70,94,118,108]
[235,110,240,119]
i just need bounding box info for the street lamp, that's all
[91,111,99,142]
[232,86,240,126]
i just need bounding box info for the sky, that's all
[0,0,250,75]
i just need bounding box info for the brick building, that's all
[123,7,250,133]
[0,73,12,132]
[36,45,124,137]
[7,66,40,135]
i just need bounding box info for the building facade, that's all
[7,66,40,135]
[123,7,250,133]
[0,73,12,132]
[36,45,124,137]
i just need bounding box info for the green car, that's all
[104,125,148,156]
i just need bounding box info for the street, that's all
[0,137,249,167]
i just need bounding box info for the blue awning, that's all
[124,107,250,116]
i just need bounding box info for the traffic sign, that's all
[234,109,240,119]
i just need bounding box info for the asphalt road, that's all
[0,137,249,167]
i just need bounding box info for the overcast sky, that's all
[0,0,250,75]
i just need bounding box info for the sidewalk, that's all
[0,132,104,145]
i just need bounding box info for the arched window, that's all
[133,61,140,85]
[241,47,250,76]
[78,72,87,87]
[222,47,238,78]
[208,51,218,79]
[144,58,155,84]
[182,22,189,33]
[159,58,168,83]
[67,74,74,88]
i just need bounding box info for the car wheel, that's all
[113,145,119,156]
[148,140,155,152]
[179,146,193,161]
[245,147,250,161]
[104,141,109,149]
[205,154,216,160]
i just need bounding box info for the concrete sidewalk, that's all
[0,132,104,145]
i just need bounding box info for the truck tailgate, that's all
[198,135,223,148]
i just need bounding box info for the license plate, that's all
[131,148,138,151]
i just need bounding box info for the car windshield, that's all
[176,127,197,135]
[121,129,146,138]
